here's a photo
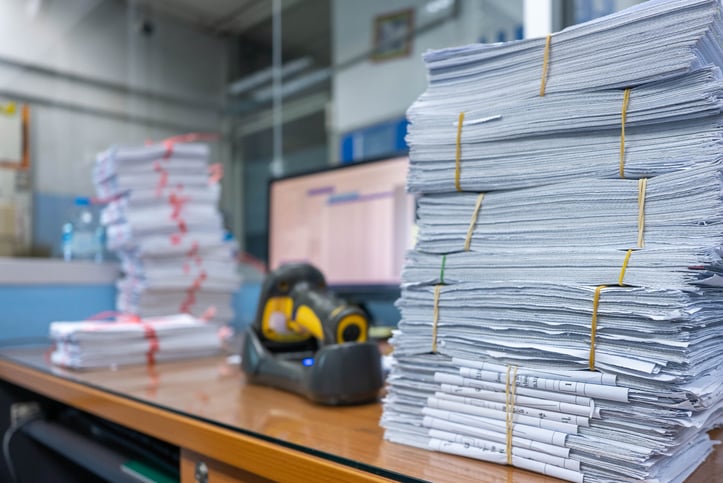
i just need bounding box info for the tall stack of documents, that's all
[382,1,723,482]
[93,142,240,324]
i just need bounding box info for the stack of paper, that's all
[382,1,723,482]
[408,66,723,193]
[416,165,723,252]
[419,0,722,102]
[50,314,221,369]
[93,143,240,324]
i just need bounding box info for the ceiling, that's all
[128,0,286,34]
[128,0,331,65]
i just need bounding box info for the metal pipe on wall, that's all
[270,0,284,177]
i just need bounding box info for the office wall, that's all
[0,0,229,196]
[0,0,231,253]
[573,0,644,24]
[331,0,523,137]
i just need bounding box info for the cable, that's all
[3,414,41,483]
[3,423,21,482]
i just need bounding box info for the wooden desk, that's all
[0,348,719,482]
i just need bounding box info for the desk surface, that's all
[0,348,720,482]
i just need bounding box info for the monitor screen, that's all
[268,156,415,288]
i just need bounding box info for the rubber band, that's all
[619,88,631,178]
[618,249,633,286]
[464,193,485,251]
[505,365,518,465]
[539,35,552,97]
[590,285,607,370]
[455,112,465,192]
[637,178,647,248]
[432,284,442,353]
[439,254,447,285]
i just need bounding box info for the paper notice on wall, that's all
[0,202,13,237]
[0,167,32,255]
[0,108,22,163]
[0,169,13,198]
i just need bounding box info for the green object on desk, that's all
[121,460,178,483]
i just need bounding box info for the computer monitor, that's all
[267,155,415,296]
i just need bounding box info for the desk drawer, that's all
[181,449,273,483]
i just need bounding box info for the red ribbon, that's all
[149,133,220,178]
[200,306,217,321]
[159,132,219,145]
[154,161,169,197]
[168,190,190,220]
[81,312,158,368]
[143,324,160,366]
[165,184,191,245]
[162,140,174,160]
[180,271,207,313]
[85,311,141,323]
[183,241,202,275]
[208,163,224,184]
[187,241,200,258]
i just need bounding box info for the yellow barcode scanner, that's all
[242,263,383,405]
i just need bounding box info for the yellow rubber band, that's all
[619,249,633,286]
[539,35,552,97]
[637,178,647,248]
[590,285,607,370]
[505,365,518,465]
[455,112,465,192]
[432,284,442,353]
[619,88,631,178]
[464,193,485,251]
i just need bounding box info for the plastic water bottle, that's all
[62,197,104,262]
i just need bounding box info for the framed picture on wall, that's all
[371,8,414,62]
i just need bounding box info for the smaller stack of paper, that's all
[50,314,221,369]
[93,142,240,323]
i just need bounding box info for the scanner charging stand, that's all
[241,328,384,405]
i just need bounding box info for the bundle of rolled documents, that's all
[93,142,240,324]
[50,314,221,369]
[382,1,723,482]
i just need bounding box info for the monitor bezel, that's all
[265,152,410,296]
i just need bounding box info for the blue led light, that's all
[302,357,314,367]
